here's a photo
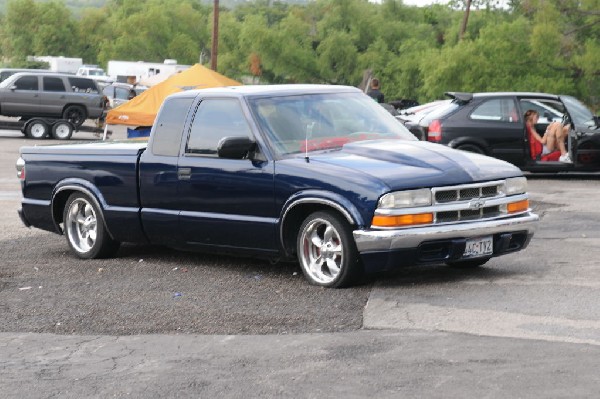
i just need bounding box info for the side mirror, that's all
[594,115,600,127]
[217,136,256,159]
[10,85,17,91]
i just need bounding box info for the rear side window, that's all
[14,76,39,91]
[151,97,194,156]
[43,77,66,92]
[470,98,519,123]
[68,77,99,93]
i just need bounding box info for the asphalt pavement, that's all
[1,125,600,398]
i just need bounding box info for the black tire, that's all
[51,121,74,140]
[62,105,87,127]
[24,119,50,139]
[445,257,491,269]
[456,144,485,154]
[297,210,362,288]
[62,192,120,259]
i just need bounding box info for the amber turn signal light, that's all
[507,199,529,213]
[372,213,434,227]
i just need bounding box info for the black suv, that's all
[414,92,600,172]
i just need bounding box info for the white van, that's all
[76,65,113,84]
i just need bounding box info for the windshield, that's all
[249,92,416,156]
[561,95,596,128]
[89,69,106,76]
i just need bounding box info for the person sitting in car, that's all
[525,109,571,163]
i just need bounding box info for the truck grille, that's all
[431,181,505,224]
[434,184,500,203]
[373,180,528,229]
[436,205,502,223]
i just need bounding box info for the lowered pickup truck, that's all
[16,85,539,287]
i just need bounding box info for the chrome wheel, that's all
[65,197,98,254]
[63,193,120,259]
[299,216,345,285]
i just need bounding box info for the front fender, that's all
[278,189,369,258]
[280,189,366,227]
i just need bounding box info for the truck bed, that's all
[20,141,148,242]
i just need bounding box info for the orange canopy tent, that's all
[105,63,242,127]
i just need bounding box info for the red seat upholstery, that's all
[527,125,561,161]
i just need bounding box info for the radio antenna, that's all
[305,129,309,163]
[304,122,311,163]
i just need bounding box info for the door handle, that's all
[177,167,191,180]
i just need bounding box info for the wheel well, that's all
[62,103,88,114]
[453,141,487,155]
[280,203,355,258]
[52,189,74,231]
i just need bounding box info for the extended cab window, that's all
[186,99,252,156]
[43,77,66,92]
[68,77,98,93]
[151,97,194,156]
[470,99,519,123]
[14,76,38,91]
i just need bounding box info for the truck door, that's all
[465,97,525,166]
[176,98,277,252]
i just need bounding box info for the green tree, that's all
[2,0,39,61]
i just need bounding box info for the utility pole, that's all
[211,0,219,70]
[459,0,472,41]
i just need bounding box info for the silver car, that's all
[0,72,104,126]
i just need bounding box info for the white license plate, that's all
[463,236,493,258]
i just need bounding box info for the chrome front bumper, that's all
[353,211,539,253]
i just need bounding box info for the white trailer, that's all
[28,56,83,74]
[107,59,190,83]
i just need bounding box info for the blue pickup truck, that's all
[16,85,539,287]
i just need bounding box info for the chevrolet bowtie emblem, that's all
[468,199,486,210]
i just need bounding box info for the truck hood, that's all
[304,140,521,190]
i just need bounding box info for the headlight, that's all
[503,177,527,196]
[378,188,432,209]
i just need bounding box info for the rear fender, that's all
[51,178,114,239]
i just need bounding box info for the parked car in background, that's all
[0,72,104,127]
[389,99,419,110]
[420,92,600,172]
[101,82,146,108]
[398,100,453,139]
[76,65,113,84]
